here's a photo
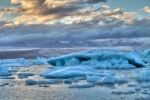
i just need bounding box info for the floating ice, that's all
[97,74,116,84]
[25,79,62,85]
[69,83,95,88]
[86,75,102,83]
[0,58,32,67]
[0,57,48,67]
[137,70,150,82]
[32,57,48,65]
[0,66,11,76]
[25,79,37,85]
[112,90,135,95]
[18,73,34,79]
[41,65,104,79]
[142,49,150,65]
[48,50,146,69]
[41,49,148,86]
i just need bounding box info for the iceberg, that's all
[142,49,150,65]
[48,50,146,69]
[0,66,11,76]
[41,65,104,79]
[32,57,48,65]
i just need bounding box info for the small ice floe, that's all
[127,83,137,87]
[69,83,95,88]
[135,96,150,100]
[18,73,34,79]
[0,58,32,67]
[97,75,116,84]
[127,82,137,87]
[96,74,128,84]
[141,83,150,88]
[136,70,150,82]
[0,57,48,67]
[86,75,103,83]
[41,66,104,79]
[134,86,141,92]
[0,66,12,76]
[48,50,146,69]
[25,79,37,85]
[140,89,150,95]
[0,82,9,86]
[25,79,63,85]
[0,76,15,79]
[112,90,135,95]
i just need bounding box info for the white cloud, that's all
[144,6,150,13]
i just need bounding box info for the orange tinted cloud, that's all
[144,6,150,13]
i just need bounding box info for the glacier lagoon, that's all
[0,48,150,100]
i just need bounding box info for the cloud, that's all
[84,0,107,3]
[0,11,4,19]
[0,18,149,42]
[57,6,136,25]
[0,0,137,25]
[102,8,123,16]
[143,6,150,13]
[1,0,108,24]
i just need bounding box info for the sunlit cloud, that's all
[143,6,150,13]
[0,11,4,19]
[0,0,108,24]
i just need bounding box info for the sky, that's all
[0,0,149,47]
[0,0,150,24]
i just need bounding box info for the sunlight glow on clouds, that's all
[144,6,150,13]
[0,0,138,25]
[0,0,149,47]
[0,11,4,19]
[0,0,149,25]
[5,0,107,24]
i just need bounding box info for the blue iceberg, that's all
[41,65,105,79]
[0,57,48,67]
[0,66,12,76]
[48,50,146,69]
[142,49,150,65]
